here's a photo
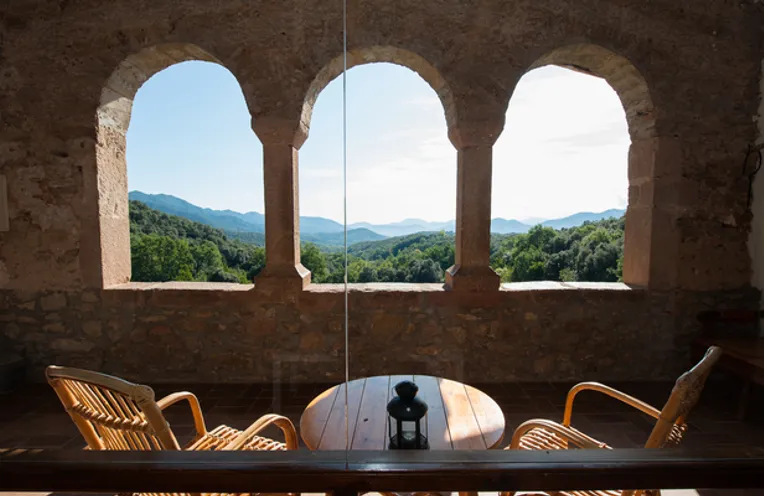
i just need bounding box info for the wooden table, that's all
[300,375,506,450]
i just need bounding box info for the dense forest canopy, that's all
[129,200,624,284]
[490,217,624,282]
[130,201,265,283]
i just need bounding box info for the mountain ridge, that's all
[129,191,625,238]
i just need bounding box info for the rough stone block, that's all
[39,293,66,311]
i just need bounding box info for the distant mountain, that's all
[131,191,625,240]
[349,210,625,236]
[519,216,546,225]
[349,219,454,237]
[225,228,383,247]
[301,216,344,234]
[130,191,343,234]
[303,228,386,246]
[540,209,625,230]
[490,218,532,234]
[130,191,263,232]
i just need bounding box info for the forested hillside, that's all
[129,200,624,284]
[302,218,624,284]
[227,227,384,247]
[131,191,624,237]
[490,217,624,282]
[311,232,456,283]
[130,201,265,283]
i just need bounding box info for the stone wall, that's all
[748,58,764,320]
[1,0,763,383]
[1,283,758,384]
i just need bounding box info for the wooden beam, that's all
[1,448,763,493]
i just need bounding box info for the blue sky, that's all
[127,61,628,224]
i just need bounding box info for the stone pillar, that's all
[253,117,310,293]
[444,118,503,291]
[623,136,681,290]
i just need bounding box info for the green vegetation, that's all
[227,227,384,247]
[489,216,624,283]
[309,232,455,283]
[130,201,265,283]
[301,218,624,284]
[130,200,624,284]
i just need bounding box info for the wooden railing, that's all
[2,448,764,494]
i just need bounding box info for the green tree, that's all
[406,258,442,283]
[358,265,378,283]
[495,266,513,283]
[190,240,225,280]
[616,253,624,282]
[209,268,243,283]
[130,201,266,284]
[559,268,577,282]
[131,234,195,282]
[301,242,328,282]
[509,247,547,281]
[242,246,266,281]
[130,199,626,285]
[577,242,620,282]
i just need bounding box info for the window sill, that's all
[305,283,444,293]
[501,281,637,291]
[306,281,639,292]
[107,282,254,291]
[105,281,639,293]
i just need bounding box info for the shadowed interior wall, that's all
[748,59,764,324]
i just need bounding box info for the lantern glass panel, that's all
[400,420,416,443]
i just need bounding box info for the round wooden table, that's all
[300,375,505,450]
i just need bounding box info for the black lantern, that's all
[387,380,429,449]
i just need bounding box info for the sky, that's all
[126,61,629,225]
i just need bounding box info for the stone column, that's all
[444,118,503,291]
[623,136,681,290]
[253,117,310,293]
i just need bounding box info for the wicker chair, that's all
[502,346,722,496]
[46,365,298,452]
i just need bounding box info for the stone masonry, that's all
[0,0,763,383]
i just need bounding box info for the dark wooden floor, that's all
[2,375,764,495]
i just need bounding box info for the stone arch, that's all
[98,44,222,134]
[527,43,655,140]
[91,43,238,287]
[301,46,457,134]
[517,43,657,287]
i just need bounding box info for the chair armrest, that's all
[223,414,299,451]
[156,391,207,439]
[508,419,608,450]
[563,382,662,426]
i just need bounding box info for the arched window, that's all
[490,65,630,284]
[300,62,455,284]
[93,46,265,287]
[126,61,265,284]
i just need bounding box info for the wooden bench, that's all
[692,310,764,418]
